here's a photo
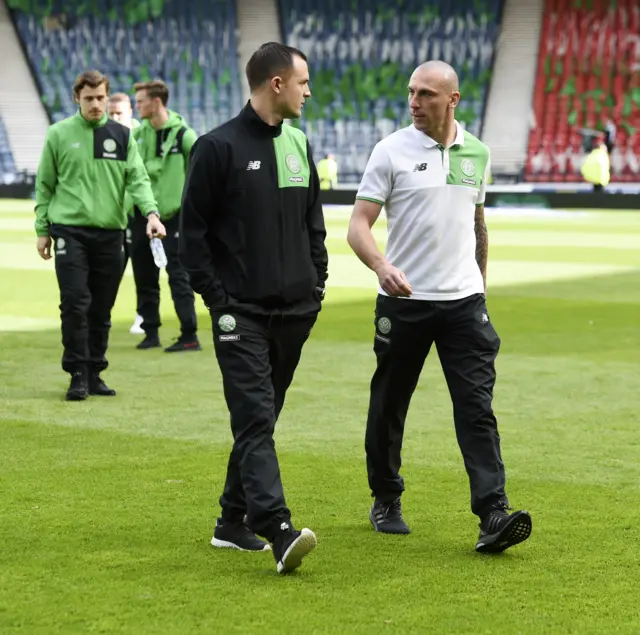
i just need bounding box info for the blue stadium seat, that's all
[10,0,243,136]
[279,0,503,182]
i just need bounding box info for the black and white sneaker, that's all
[369,498,411,534]
[272,523,317,574]
[210,519,271,552]
[475,509,532,553]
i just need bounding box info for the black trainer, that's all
[369,498,411,534]
[272,522,317,574]
[136,333,162,350]
[164,334,202,353]
[210,519,271,552]
[66,370,88,401]
[88,373,116,397]
[475,509,532,553]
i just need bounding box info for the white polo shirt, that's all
[356,122,491,301]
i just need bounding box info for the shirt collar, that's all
[76,111,108,128]
[413,120,465,149]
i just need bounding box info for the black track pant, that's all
[210,310,316,540]
[129,209,197,335]
[365,293,509,519]
[120,216,140,315]
[50,224,124,375]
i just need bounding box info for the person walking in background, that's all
[35,70,165,401]
[317,151,338,189]
[131,79,201,352]
[581,136,611,192]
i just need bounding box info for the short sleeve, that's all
[356,142,393,205]
[476,153,491,205]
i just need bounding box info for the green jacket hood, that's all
[137,110,187,133]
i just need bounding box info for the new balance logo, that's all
[247,161,261,170]
[481,313,489,323]
[413,162,428,172]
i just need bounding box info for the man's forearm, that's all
[347,219,387,273]
[475,219,488,287]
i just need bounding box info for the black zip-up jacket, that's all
[179,103,328,317]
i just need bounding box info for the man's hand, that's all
[37,236,52,260]
[375,262,412,297]
[146,213,166,239]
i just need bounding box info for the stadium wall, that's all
[317,188,640,211]
[3,181,640,211]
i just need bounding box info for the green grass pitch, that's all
[1,199,639,634]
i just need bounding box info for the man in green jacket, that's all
[35,70,165,401]
[131,79,200,353]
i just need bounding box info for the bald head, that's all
[108,92,133,125]
[412,61,459,93]
[407,60,461,137]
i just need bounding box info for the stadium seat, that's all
[279,0,503,183]
[525,0,640,182]
[9,0,243,136]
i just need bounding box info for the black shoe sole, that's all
[164,345,202,353]
[476,511,532,553]
[89,390,116,397]
[137,343,162,350]
[210,536,271,552]
[369,509,411,535]
[66,391,88,401]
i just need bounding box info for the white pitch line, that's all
[323,226,640,250]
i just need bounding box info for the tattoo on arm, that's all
[475,205,488,289]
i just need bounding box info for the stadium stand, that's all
[0,114,18,181]
[525,0,640,183]
[8,0,243,135]
[279,0,503,183]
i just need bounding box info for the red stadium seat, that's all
[526,0,638,182]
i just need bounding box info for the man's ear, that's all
[270,75,283,95]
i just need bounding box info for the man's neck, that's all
[426,118,457,147]
[250,96,283,127]
[150,108,169,130]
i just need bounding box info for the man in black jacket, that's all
[179,42,328,574]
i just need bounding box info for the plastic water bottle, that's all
[150,237,167,269]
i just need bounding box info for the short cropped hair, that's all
[245,42,307,92]
[133,80,169,106]
[73,70,109,98]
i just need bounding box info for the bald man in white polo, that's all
[347,61,532,554]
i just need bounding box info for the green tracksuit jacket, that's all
[35,112,158,237]
[132,110,197,221]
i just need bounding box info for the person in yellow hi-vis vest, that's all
[581,139,610,192]
[317,152,338,189]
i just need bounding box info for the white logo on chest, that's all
[460,159,476,177]
[286,154,301,173]
[246,161,261,170]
